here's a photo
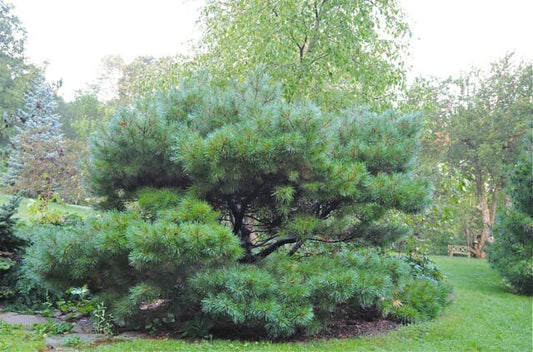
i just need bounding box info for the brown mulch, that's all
[304,317,400,341]
[177,316,401,342]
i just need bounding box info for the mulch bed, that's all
[304,317,400,341]
[172,316,401,342]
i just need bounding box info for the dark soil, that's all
[305,317,400,340]
[304,305,402,340]
[169,314,401,342]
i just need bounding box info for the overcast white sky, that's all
[12,0,533,100]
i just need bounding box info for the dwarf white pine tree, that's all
[2,77,64,197]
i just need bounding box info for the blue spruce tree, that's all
[2,77,64,195]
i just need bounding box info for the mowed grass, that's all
[0,322,45,351]
[89,256,532,352]
[0,192,93,220]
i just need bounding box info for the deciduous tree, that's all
[0,0,42,145]
[432,56,532,257]
[196,0,410,110]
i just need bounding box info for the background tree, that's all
[87,55,187,107]
[58,90,112,141]
[0,0,25,61]
[0,0,42,146]
[488,143,533,295]
[117,56,185,105]
[2,78,63,186]
[397,78,476,254]
[418,56,532,258]
[2,78,88,203]
[196,0,410,110]
[92,55,125,103]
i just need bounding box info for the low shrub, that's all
[191,249,452,338]
[22,191,243,329]
[382,277,451,323]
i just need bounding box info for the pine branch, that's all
[253,236,298,261]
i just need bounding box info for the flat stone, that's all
[1,311,150,349]
[114,330,150,339]
[46,332,109,345]
[0,312,58,329]
[71,317,93,333]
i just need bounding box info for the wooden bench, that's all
[448,245,470,258]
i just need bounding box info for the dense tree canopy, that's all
[441,57,532,257]
[0,0,25,62]
[0,0,42,145]
[196,0,410,110]
[404,56,533,257]
[89,70,430,261]
[58,91,112,141]
[25,73,451,338]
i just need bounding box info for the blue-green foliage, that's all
[3,77,63,186]
[136,188,182,220]
[0,196,23,255]
[88,69,431,260]
[191,249,451,337]
[23,190,451,337]
[24,71,451,338]
[22,190,243,326]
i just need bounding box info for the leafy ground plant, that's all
[32,319,73,335]
[63,335,84,348]
[93,302,114,336]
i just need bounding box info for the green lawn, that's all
[0,322,44,351]
[1,255,531,351]
[0,193,94,220]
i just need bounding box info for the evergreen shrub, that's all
[24,213,451,337]
[0,196,24,298]
[23,70,452,338]
[192,248,451,337]
[489,151,533,295]
[22,190,243,328]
